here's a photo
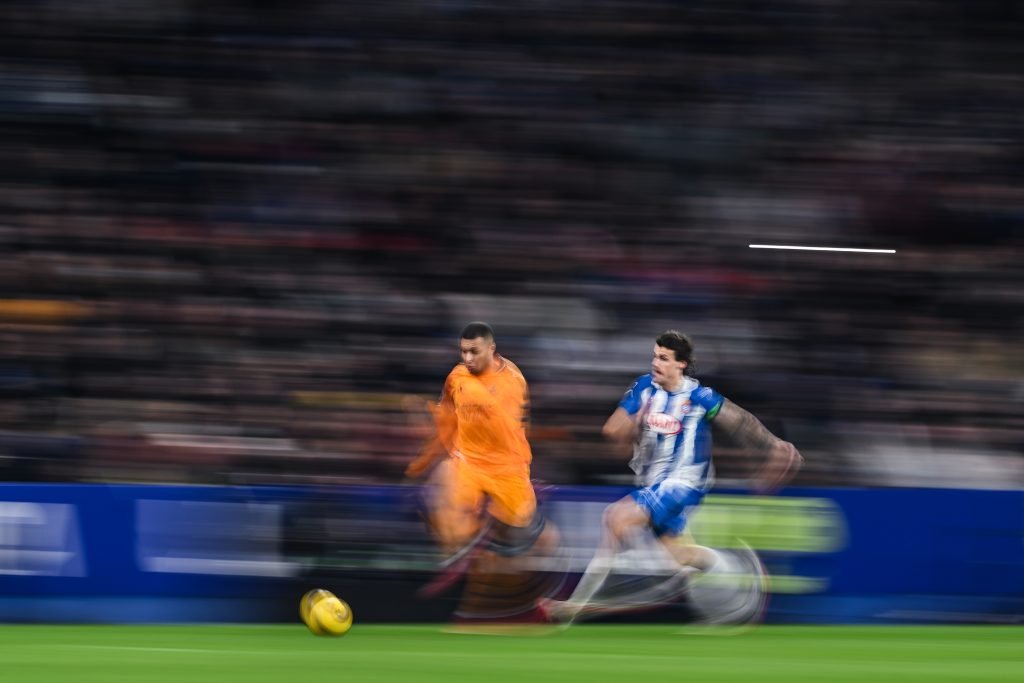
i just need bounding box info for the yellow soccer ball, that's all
[300,588,353,637]
[299,588,331,628]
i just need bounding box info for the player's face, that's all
[460,336,496,375]
[651,344,687,388]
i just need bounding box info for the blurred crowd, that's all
[0,0,1021,489]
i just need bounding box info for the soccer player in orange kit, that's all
[406,322,559,612]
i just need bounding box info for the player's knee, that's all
[600,505,616,533]
[602,503,632,543]
[436,509,483,550]
[605,498,650,545]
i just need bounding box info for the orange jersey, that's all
[431,355,532,473]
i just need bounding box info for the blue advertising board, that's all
[0,483,1020,624]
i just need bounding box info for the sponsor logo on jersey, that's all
[646,412,682,434]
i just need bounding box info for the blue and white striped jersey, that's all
[618,374,724,491]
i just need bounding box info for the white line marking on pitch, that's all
[63,645,275,655]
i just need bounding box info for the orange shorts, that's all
[446,455,536,528]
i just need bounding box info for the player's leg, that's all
[541,482,703,623]
[484,470,560,562]
[454,469,563,622]
[684,540,768,626]
[428,457,488,555]
[416,458,492,598]
[538,494,650,622]
[645,488,755,583]
[657,509,769,626]
[659,533,718,571]
[658,512,743,576]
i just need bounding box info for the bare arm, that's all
[602,407,638,452]
[712,399,803,493]
[713,400,779,452]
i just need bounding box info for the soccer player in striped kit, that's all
[541,330,802,624]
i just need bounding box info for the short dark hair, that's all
[460,321,495,341]
[656,330,694,370]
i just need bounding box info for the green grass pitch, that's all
[0,624,1019,683]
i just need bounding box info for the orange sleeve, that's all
[499,359,530,433]
[518,372,530,439]
[405,375,458,479]
[432,378,459,453]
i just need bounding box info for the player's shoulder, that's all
[618,373,655,410]
[689,379,714,397]
[688,379,724,410]
[621,373,654,400]
[629,373,655,391]
[498,355,526,380]
[497,356,520,376]
[446,364,471,383]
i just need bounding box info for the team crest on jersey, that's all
[646,412,682,435]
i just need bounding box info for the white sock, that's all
[564,546,614,611]
[704,548,733,574]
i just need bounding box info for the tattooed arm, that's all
[713,400,778,452]
[712,399,803,493]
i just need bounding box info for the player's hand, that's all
[404,455,435,480]
[405,445,441,479]
[753,440,803,494]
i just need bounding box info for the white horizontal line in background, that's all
[749,244,896,253]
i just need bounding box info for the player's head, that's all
[460,321,496,375]
[652,330,694,387]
